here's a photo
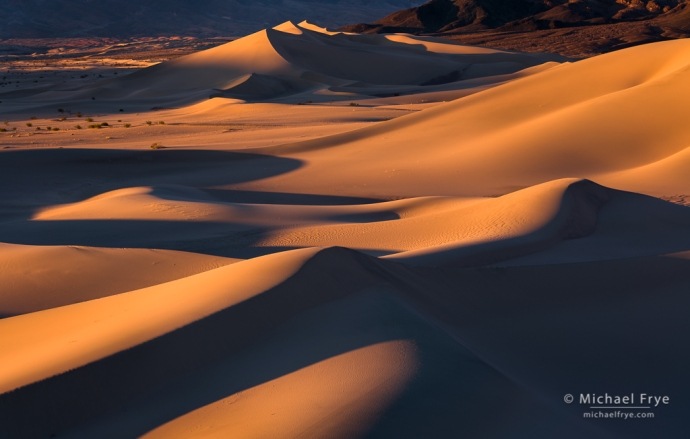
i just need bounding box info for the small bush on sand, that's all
[86,117,94,122]
[75,125,82,130]
[88,124,102,129]
[26,122,32,127]
[52,127,59,131]
[158,121,165,125]
[124,123,131,128]
[100,122,109,126]
[145,121,153,126]
[0,128,6,132]
[150,142,164,149]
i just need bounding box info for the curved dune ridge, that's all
[19,20,564,107]
[28,179,690,266]
[2,24,690,439]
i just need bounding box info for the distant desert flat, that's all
[1,21,689,439]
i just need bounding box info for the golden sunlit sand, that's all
[1,21,689,439]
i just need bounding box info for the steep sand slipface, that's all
[1,24,690,439]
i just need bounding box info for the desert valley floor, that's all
[1,21,690,438]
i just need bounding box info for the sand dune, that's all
[27,178,690,266]
[0,243,237,317]
[1,22,690,439]
[8,20,564,112]
[239,39,690,198]
[2,246,689,438]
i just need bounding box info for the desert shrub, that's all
[52,127,59,131]
[88,124,101,129]
[75,112,82,118]
[0,128,5,132]
[36,127,41,131]
[86,117,94,122]
[26,122,32,127]
[145,121,152,125]
[75,125,82,130]
[124,123,131,128]
[100,122,109,126]
[150,142,163,149]
[158,121,165,125]
[349,102,359,106]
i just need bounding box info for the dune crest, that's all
[12,20,564,109]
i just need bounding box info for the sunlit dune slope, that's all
[0,248,321,395]
[0,243,237,318]
[241,39,690,198]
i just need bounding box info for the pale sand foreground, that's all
[1,22,689,439]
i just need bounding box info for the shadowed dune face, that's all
[2,20,690,439]
[2,248,690,438]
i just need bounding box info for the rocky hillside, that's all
[343,0,688,33]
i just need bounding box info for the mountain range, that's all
[341,0,690,56]
[343,0,689,33]
[0,0,416,38]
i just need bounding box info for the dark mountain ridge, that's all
[0,0,416,38]
[342,0,688,34]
